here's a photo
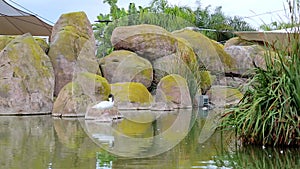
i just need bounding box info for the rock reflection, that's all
[84,108,195,158]
[0,116,54,169]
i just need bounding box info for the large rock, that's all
[155,74,192,109]
[34,37,50,53]
[52,72,110,117]
[0,33,54,114]
[207,85,243,108]
[0,35,49,53]
[225,45,266,75]
[0,35,14,51]
[224,37,254,48]
[111,24,196,63]
[153,54,191,80]
[85,107,121,121]
[48,11,99,96]
[172,29,236,72]
[153,53,212,95]
[234,31,292,51]
[99,50,153,88]
[111,82,153,109]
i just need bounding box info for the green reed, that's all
[221,27,300,146]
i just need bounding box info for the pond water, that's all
[0,109,299,169]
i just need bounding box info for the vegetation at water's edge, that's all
[213,145,300,168]
[220,0,300,146]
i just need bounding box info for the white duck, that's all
[92,94,114,109]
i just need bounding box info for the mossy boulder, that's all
[153,55,212,97]
[198,70,213,94]
[100,50,153,88]
[207,86,243,108]
[0,35,14,51]
[48,11,99,96]
[52,72,110,117]
[155,74,192,109]
[210,40,236,71]
[225,44,267,75]
[172,29,236,72]
[111,24,196,63]
[73,72,111,99]
[0,35,49,53]
[34,37,49,53]
[0,33,54,114]
[234,31,292,51]
[224,37,254,48]
[111,82,153,107]
[153,54,191,82]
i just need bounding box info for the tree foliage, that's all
[259,21,295,31]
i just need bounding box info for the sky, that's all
[8,0,288,29]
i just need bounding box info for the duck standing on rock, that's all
[92,94,114,109]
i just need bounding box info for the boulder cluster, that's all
[0,11,269,117]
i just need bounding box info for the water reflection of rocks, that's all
[84,109,195,158]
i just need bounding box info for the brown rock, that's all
[100,50,153,88]
[52,72,110,117]
[111,82,153,107]
[155,74,192,109]
[48,11,99,96]
[172,29,236,72]
[225,45,266,75]
[85,107,121,121]
[0,33,54,114]
[111,24,196,63]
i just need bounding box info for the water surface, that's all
[0,109,299,169]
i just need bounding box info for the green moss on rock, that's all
[57,12,91,39]
[156,74,192,107]
[172,29,236,72]
[111,82,153,104]
[0,35,15,51]
[34,37,49,53]
[210,40,236,70]
[224,37,254,48]
[75,72,111,97]
[99,50,153,88]
[0,84,10,98]
[199,71,212,94]
[207,86,243,107]
[0,33,54,114]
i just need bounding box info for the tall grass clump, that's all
[221,0,300,146]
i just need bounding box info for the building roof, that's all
[0,0,52,36]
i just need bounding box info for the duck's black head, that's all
[108,94,114,101]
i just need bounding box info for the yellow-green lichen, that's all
[64,82,82,96]
[0,36,15,51]
[0,84,10,98]
[159,74,189,101]
[77,72,111,96]
[59,12,91,39]
[173,29,236,70]
[175,37,197,64]
[224,37,254,48]
[117,119,153,137]
[24,36,53,78]
[199,71,212,93]
[34,37,49,52]
[160,75,179,93]
[111,82,153,103]
[210,40,236,69]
